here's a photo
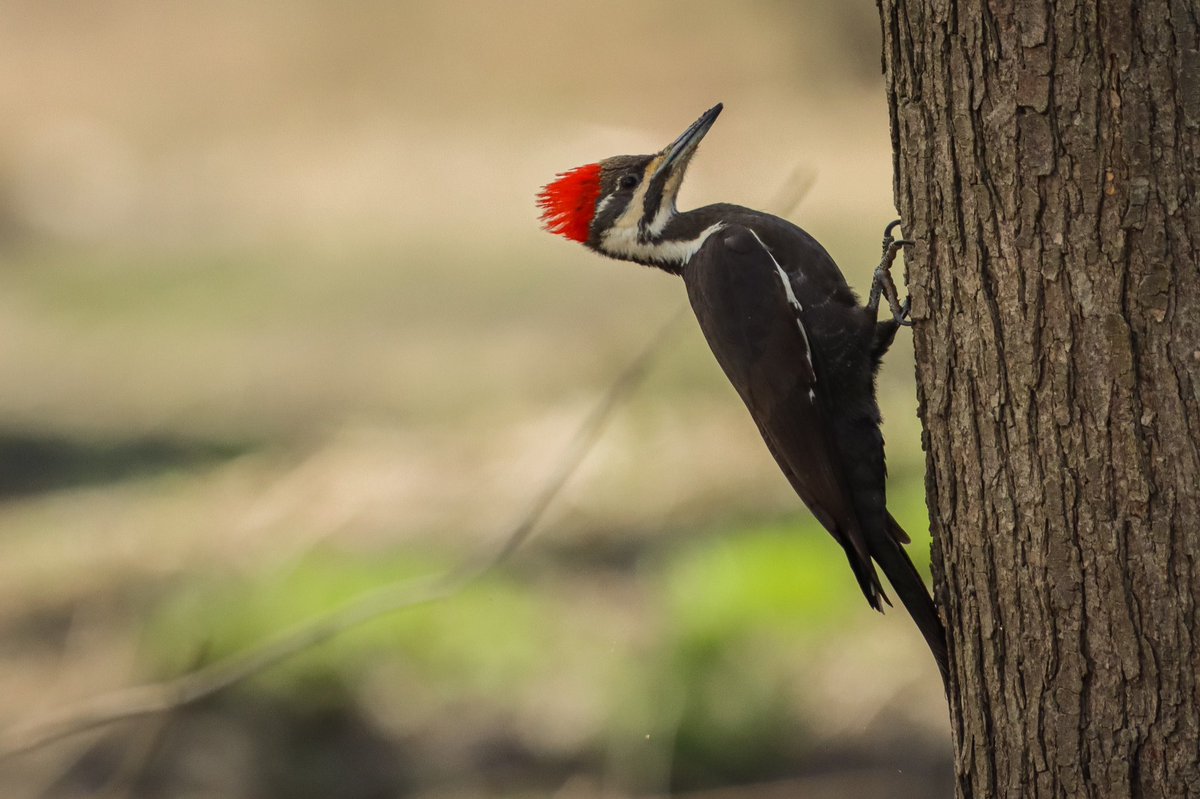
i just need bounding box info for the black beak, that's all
[655,103,723,178]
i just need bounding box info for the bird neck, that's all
[595,208,726,274]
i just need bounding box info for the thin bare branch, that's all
[0,307,689,760]
[1,168,813,762]
[767,165,817,222]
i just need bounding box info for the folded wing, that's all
[682,224,887,608]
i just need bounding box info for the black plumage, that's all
[684,222,947,684]
[539,104,949,684]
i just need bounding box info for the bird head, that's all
[537,103,723,270]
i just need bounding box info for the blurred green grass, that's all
[143,512,925,691]
[137,480,935,789]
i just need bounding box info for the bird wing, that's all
[682,224,886,607]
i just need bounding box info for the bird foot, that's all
[867,219,913,326]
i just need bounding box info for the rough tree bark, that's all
[877,1,1200,796]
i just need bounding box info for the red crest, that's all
[536,163,602,243]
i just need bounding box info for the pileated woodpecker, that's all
[537,103,948,683]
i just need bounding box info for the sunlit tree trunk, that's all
[877,0,1200,795]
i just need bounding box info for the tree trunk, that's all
[877,1,1200,796]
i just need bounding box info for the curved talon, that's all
[869,221,914,323]
[881,276,906,323]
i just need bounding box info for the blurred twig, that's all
[0,165,814,762]
[767,165,817,222]
[94,698,175,799]
[0,307,689,760]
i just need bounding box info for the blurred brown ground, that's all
[0,3,950,797]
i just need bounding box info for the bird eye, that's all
[618,173,640,190]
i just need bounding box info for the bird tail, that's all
[874,514,950,689]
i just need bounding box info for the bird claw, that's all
[868,221,914,325]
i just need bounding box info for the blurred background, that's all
[0,2,951,797]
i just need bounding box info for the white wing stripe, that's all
[747,229,816,381]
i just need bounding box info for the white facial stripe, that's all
[648,201,675,236]
[601,222,724,266]
[747,229,816,382]
[595,191,618,218]
[608,152,693,243]
[628,155,662,219]
[604,160,659,247]
[646,168,685,236]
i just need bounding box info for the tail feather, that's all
[873,514,950,689]
[840,541,890,612]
